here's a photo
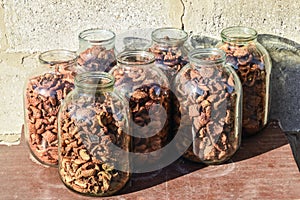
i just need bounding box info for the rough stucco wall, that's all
[0,53,37,136]
[3,0,182,52]
[182,0,300,43]
[0,0,183,136]
[0,0,299,137]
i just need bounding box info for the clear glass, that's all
[58,72,130,196]
[216,26,272,136]
[173,48,242,164]
[110,51,179,169]
[149,27,189,82]
[77,28,116,72]
[24,49,78,166]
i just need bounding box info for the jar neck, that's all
[188,48,226,68]
[79,28,115,50]
[151,27,188,46]
[117,50,155,67]
[39,49,78,73]
[221,26,258,44]
[74,72,115,93]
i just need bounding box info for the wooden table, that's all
[1,121,299,199]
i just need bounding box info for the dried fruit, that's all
[174,52,240,164]
[24,60,76,166]
[58,89,130,196]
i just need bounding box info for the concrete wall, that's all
[0,0,299,137]
[183,0,300,41]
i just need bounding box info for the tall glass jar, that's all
[58,72,130,196]
[24,49,78,166]
[110,51,179,171]
[216,26,271,136]
[149,27,189,82]
[77,28,116,72]
[173,48,242,164]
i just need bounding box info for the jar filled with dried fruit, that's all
[58,72,130,196]
[149,27,189,82]
[173,48,242,164]
[77,28,117,72]
[24,49,78,167]
[216,26,271,136]
[110,50,179,170]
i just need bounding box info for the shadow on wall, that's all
[258,35,300,170]
[257,34,300,133]
[191,34,300,133]
[116,31,300,133]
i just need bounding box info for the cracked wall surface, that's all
[182,0,300,43]
[0,0,299,136]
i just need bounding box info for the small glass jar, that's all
[110,51,178,168]
[173,48,242,164]
[149,27,189,82]
[24,49,78,166]
[216,26,272,136]
[58,72,130,196]
[77,28,117,72]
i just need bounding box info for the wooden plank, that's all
[0,121,299,199]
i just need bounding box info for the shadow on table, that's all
[118,120,289,195]
[231,119,288,162]
[285,132,300,172]
[123,34,300,195]
[23,33,299,196]
[118,158,206,195]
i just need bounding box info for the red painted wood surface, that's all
[0,121,299,199]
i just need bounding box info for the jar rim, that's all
[39,49,78,65]
[188,48,226,65]
[78,28,116,45]
[117,50,155,65]
[75,72,115,91]
[151,27,188,45]
[221,26,258,42]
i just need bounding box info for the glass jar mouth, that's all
[188,48,226,65]
[79,28,116,45]
[75,72,115,91]
[39,49,78,65]
[117,50,155,65]
[221,26,258,43]
[151,27,188,45]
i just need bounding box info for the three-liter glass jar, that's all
[24,49,78,166]
[110,50,179,170]
[77,28,117,72]
[173,48,242,164]
[149,27,189,82]
[216,26,272,136]
[58,72,130,196]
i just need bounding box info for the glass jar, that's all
[216,26,271,136]
[173,48,242,164]
[58,72,130,196]
[24,49,78,166]
[77,28,117,72]
[149,27,189,82]
[110,50,179,169]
